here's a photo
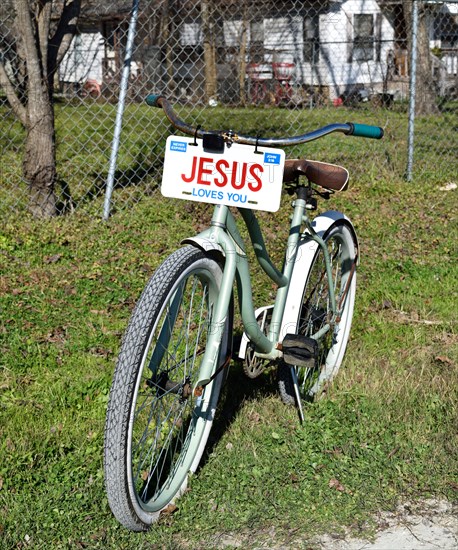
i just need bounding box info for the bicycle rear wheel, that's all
[104,246,230,531]
[279,222,357,404]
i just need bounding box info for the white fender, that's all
[181,236,225,255]
[279,210,358,342]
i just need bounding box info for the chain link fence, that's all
[0,1,457,217]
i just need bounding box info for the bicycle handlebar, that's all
[146,94,384,145]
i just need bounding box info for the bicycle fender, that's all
[279,211,358,341]
[308,210,359,262]
[181,236,225,256]
[311,210,358,244]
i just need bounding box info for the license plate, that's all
[161,136,285,212]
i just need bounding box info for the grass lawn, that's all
[0,105,457,548]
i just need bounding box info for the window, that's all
[353,14,374,61]
[304,16,319,63]
[249,20,264,62]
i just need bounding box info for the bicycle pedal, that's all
[281,333,318,368]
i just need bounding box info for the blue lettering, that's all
[191,188,226,202]
[227,192,247,203]
[170,140,187,153]
[263,152,281,165]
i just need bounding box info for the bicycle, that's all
[103,95,383,531]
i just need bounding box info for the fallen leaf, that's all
[90,528,106,541]
[159,503,178,517]
[435,356,453,366]
[387,447,400,459]
[248,411,261,424]
[45,254,62,264]
[329,478,345,492]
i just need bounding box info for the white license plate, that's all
[161,136,285,212]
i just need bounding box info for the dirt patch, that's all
[205,499,457,549]
[314,499,458,550]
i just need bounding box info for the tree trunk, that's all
[160,0,177,94]
[201,0,217,101]
[24,97,57,218]
[238,2,248,106]
[13,0,58,216]
[415,3,438,114]
[0,0,80,217]
[403,0,439,115]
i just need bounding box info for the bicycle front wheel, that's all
[104,246,230,531]
[279,222,357,404]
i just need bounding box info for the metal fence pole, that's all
[406,0,419,182]
[103,0,140,220]
[2,0,457,214]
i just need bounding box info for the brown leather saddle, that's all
[283,159,349,192]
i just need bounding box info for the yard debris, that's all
[439,182,457,191]
[159,503,178,517]
[328,478,346,492]
[435,355,454,366]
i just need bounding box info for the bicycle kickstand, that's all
[290,366,305,424]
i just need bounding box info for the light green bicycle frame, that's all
[193,196,339,389]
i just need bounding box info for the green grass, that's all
[1,107,457,548]
[1,101,457,215]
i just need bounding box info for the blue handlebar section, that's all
[346,122,384,139]
[145,94,164,107]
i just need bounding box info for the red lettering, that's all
[214,159,229,187]
[181,156,197,183]
[231,161,245,190]
[197,157,213,185]
[248,164,263,192]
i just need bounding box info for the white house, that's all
[55,0,457,102]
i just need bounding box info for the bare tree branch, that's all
[14,0,45,102]
[37,0,52,77]
[48,0,81,72]
[0,62,27,125]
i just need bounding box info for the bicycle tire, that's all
[278,222,357,404]
[104,246,230,531]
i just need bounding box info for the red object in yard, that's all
[83,79,101,98]
[272,62,295,81]
[333,97,343,106]
[246,64,272,105]
[246,63,273,81]
[272,62,295,105]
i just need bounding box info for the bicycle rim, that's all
[127,262,221,514]
[295,224,356,400]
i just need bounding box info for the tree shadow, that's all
[81,156,163,205]
[54,146,165,215]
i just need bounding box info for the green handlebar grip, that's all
[347,122,384,139]
[145,94,164,107]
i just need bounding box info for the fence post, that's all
[406,0,419,182]
[103,0,140,220]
